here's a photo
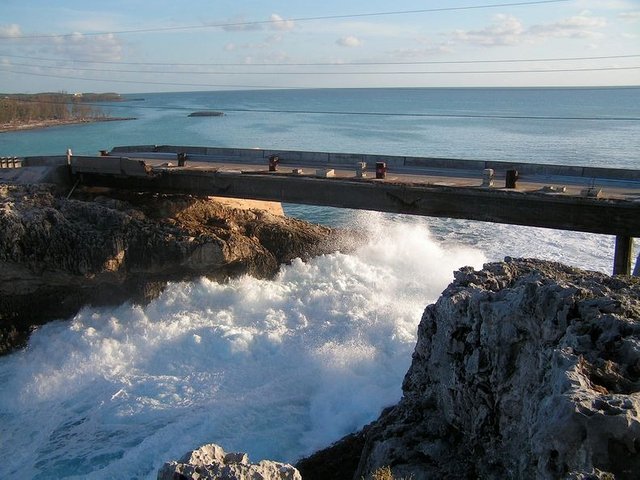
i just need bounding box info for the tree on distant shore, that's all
[0,93,109,124]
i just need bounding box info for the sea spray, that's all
[0,214,485,479]
[429,217,619,274]
[286,206,621,274]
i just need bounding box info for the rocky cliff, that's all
[0,183,351,355]
[298,258,640,480]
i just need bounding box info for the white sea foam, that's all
[0,213,485,479]
[425,217,623,274]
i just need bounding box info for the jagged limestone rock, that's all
[357,258,640,480]
[157,443,301,480]
[300,259,640,480]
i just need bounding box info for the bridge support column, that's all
[613,235,633,276]
[634,249,640,277]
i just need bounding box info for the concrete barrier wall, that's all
[582,166,640,181]
[146,145,263,159]
[119,152,177,161]
[101,145,640,181]
[120,158,152,177]
[72,156,122,175]
[21,156,68,167]
[267,150,330,163]
[71,156,152,177]
[328,152,369,165]
[205,147,263,159]
[110,145,158,154]
[405,156,486,170]
[483,161,583,177]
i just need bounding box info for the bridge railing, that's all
[109,145,640,182]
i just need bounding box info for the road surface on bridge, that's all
[134,156,640,201]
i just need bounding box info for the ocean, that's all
[0,87,639,479]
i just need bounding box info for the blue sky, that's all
[1,0,638,92]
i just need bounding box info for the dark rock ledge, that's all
[0,183,354,356]
[297,258,640,480]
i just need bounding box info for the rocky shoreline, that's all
[0,116,137,133]
[0,183,354,355]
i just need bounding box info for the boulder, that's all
[157,443,301,480]
[299,258,640,480]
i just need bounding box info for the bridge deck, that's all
[147,159,640,200]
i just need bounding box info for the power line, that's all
[0,68,300,89]
[2,52,638,67]
[6,96,640,121]
[0,0,569,40]
[4,62,639,75]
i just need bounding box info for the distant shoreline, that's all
[0,116,137,133]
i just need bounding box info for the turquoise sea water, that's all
[0,87,639,479]
[3,87,639,166]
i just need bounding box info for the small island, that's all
[188,111,225,117]
[0,92,136,133]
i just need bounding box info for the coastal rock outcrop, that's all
[157,443,301,480]
[298,258,640,480]
[0,183,351,355]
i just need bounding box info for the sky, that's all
[0,0,638,93]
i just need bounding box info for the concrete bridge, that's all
[4,144,640,275]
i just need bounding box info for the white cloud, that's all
[0,24,22,38]
[575,0,637,9]
[452,14,525,46]
[220,14,293,34]
[302,20,416,39]
[389,45,454,58]
[450,13,608,47]
[269,14,294,32]
[528,14,607,38]
[243,51,292,64]
[221,16,263,32]
[266,34,283,44]
[50,33,123,61]
[222,32,285,53]
[618,11,640,22]
[220,40,271,51]
[337,36,363,47]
